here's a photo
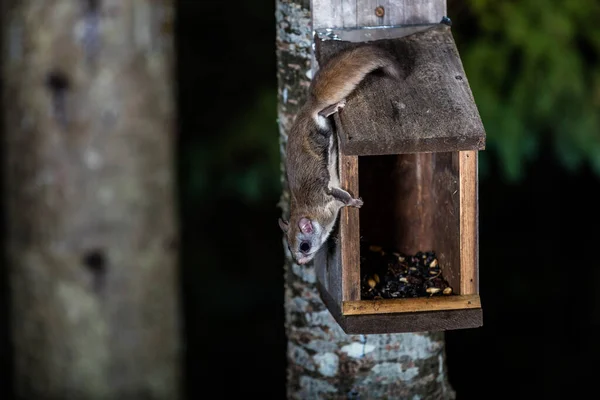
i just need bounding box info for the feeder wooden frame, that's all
[313,23,485,334]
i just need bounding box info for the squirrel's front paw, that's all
[350,197,363,208]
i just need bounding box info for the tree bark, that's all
[277,0,456,398]
[2,1,181,399]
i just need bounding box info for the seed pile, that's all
[360,242,454,300]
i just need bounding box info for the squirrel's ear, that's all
[298,217,313,234]
[278,218,289,232]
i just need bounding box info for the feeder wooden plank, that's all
[431,151,461,292]
[459,150,478,294]
[343,307,483,334]
[340,154,361,301]
[316,279,346,328]
[315,24,486,156]
[314,231,343,305]
[342,294,480,315]
[318,282,483,334]
[311,0,446,29]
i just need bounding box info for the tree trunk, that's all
[2,1,181,399]
[277,0,456,398]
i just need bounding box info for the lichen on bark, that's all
[276,1,456,399]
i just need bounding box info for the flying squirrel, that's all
[279,44,401,265]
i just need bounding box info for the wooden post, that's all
[278,0,455,398]
[2,2,181,398]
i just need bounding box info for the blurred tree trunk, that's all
[276,1,456,398]
[1,1,181,399]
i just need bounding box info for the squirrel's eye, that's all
[300,242,311,253]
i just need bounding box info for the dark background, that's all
[2,0,600,399]
[179,1,600,399]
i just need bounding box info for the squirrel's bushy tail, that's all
[309,45,400,113]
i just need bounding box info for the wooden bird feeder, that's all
[313,22,485,334]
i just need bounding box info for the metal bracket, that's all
[313,17,452,43]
